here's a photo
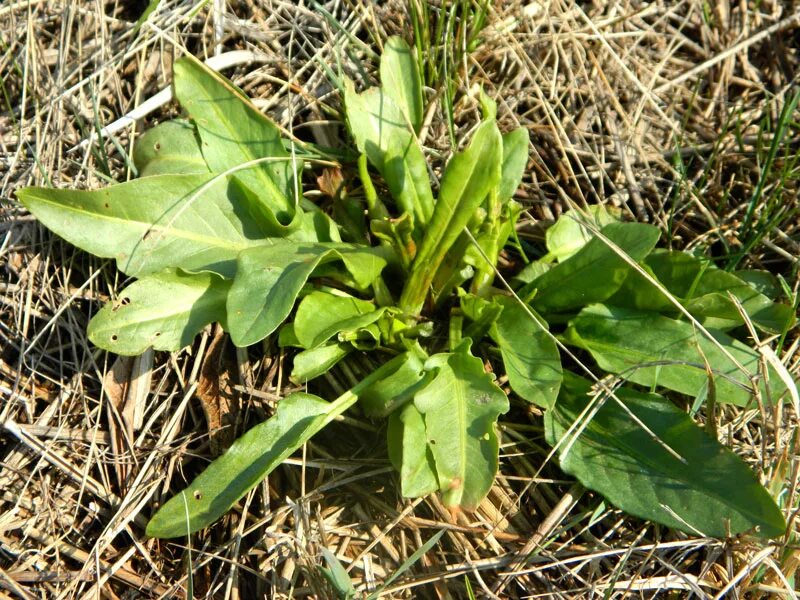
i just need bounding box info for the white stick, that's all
[69,50,265,153]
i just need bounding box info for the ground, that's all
[1,0,799,598]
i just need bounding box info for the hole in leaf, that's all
[193,490,202,500]
[153,331,161,337]
[110,334,118,342]
[154,142,161,152]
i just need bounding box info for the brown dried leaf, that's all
[197,326,240,455]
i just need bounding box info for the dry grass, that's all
[1,0,799,598]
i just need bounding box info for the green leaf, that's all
[612,250,796,334]
[227,243,388,346]
[565,304,789,407]
[146,354,410,538]
[88,270,229,355]
[387,403,439,498]
[414,341,509,509]
[173,55,300,229]
[380,36,423,132]
[734,269,783,299]
[498,128,528,202]
[294,291,378,348]
[400,118,503,314]
[545,375,786,538]
[319,548,357,600]
[146,392,332,538]
[530,221,660,313]
[490,297,561,409]
[133,120,209,177]
[17,174,267,278]
[358,350,429,417]
[290,343,352,383]
[344,80,434,228]
[544,206,620,263]
[294,291,387,348]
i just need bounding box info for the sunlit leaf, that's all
[414,341,509,509]
[345,79,434,228]
[174,55,301,231]
[133,119,209,177]
[227,243,389,346]
[17,174,268,278]
[88,270,229,355]
[380,36,424,132]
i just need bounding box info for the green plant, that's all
[17,39,795,541]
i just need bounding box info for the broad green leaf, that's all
[530,221,660,313]
[414,342,509,509]
[511,260,551,287]
[565,304,789,406]
[133,120,209,177]
[291,343,352,383]
[294,291,378,348]
[344,80,434,228]
[400,118,503,314]
[17,174,267,278]
[545,375,786,538]
[498,128,528,202]
[146,354,410,538]
[545,206,620,263]
[387,403,439,498]
[174,55,299,229]
[490,297,561,409]
[227,243,388,346]
[146,392,332,538]
[612,250,796,334]
[735,269,783,299]
[88,270,229,355]
[380,36,423,132]
[359,350,429,417]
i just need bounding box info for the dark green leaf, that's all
[88,270,229,355]
[359,350,428,417]
[530,222,660,313]
[612,250,796,334]
[565,304,789,406]
[133,120,209,177]
[545,374,786,538]
[490,297,561,408]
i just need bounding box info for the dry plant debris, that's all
[1,0,799,598]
